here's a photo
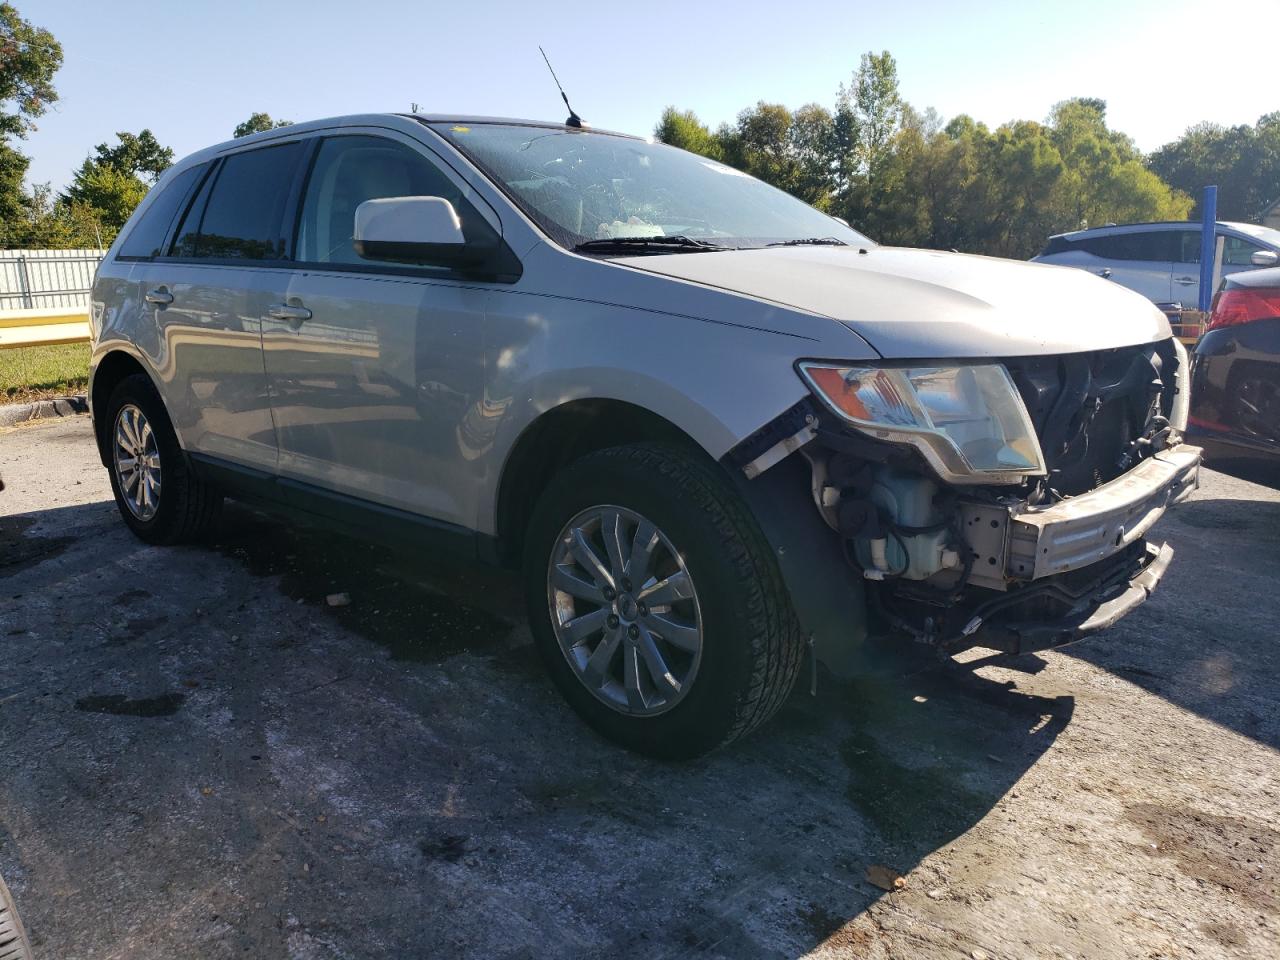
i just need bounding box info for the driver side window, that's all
[296,135,469,267]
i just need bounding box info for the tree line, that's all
[3,1,1278,256]
[658,52,1279,258]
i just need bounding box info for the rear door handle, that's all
[1174,276,1197,285]
[145,287,174,305]
[268,302,313,327]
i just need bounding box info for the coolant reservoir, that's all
[855,467,955,580]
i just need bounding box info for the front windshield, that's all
[431,122,871,252]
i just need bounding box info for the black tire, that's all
[103,373,222,545]
[523,442,805,759]
[0,872,33,960]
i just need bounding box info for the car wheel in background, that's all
[524,443,805,759]
[0,872,33,960]
[104,373,222,545]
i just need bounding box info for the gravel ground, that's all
[1,414,1277,960]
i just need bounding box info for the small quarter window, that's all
[117,164,204,259]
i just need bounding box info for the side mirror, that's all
[353,196,490,265]
[1250,249,1279,267]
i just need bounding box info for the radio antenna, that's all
[539,46,583,128]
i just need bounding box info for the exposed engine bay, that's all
[729,339,1201,657]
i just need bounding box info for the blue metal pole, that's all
[1198,185,1218,312]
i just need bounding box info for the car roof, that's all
[409,113,642,139]
[178,112,642,164]
[1049,220,1266,241]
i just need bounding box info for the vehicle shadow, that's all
[2,500,1072,958]
[1061,495,1280,751]
[209,505,1078,956]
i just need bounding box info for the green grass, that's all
[0,342,91,404]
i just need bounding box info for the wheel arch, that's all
[90,347,162,467]
[492,398,707,567]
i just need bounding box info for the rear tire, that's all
[103,373,222,545]
[523,443,805,759]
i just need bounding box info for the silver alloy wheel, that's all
[547,505,704,716]
[112,403,161,521]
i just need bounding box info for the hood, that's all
[615,245,1171,358]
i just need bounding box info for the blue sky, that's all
[16,0,1280,191]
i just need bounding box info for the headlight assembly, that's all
[798,362,1046,484]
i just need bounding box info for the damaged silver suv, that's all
[89,114,1201,757]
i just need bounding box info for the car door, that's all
[1170,229,1205,306]
[257,130,498,528]
[1081,230,1176,302]
[142,140,306,471]
[1171,230,1271,306]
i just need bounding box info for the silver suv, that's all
[1032,220,1280,305]
[90,113,1201,757]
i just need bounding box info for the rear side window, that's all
[1079,231,1176,261]
[117,164,205,259]
[172,142,303,260]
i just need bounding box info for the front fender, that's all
[728,452,868,675]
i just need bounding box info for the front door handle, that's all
[1174,276,1197,285]
[268,302,313,327]
[145,287,174,305]
[1098,268,1112,279]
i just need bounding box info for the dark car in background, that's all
[1190,266,1280,485]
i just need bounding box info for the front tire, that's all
[103,373,222,545]
[524,443,805,758]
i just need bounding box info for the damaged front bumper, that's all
[963,444,1201,588]
[937,443,1201,653]
[958,540,1174,655]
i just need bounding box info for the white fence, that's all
[0,249,105,311]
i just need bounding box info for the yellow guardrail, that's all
[0,307,92,349]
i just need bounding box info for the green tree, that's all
[1,2,62,244]
[833,51,903,200]
[1,181,102,248]
[0,136,25,228]
[0,1,61,138]
[61,129,174,239]
[233,112,292,138]
[651,50,1192,258]
[1149,114,1280,220]
[61,162,147,236]
[87,128,173,182]
[654,107,722,160]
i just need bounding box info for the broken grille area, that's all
[1006,339,1180,496]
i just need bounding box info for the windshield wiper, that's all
[574,235,727,254]
[766,237,849,247]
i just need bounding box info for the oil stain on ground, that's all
[212,504,518,663]
[75,693,186,717]
[1127,801,1278,913]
